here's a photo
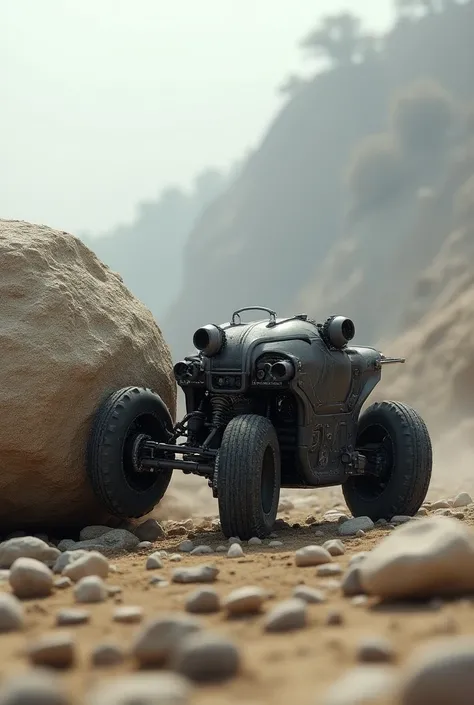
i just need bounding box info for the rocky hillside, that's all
[163,1,474,359]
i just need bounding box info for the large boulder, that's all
[0,220,176,530]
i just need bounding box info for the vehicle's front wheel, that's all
[216,414,281,540]
[343,400,432,521]
[86,386,174,519]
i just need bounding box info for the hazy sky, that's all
[3,1,393,235]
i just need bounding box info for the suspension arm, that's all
[143,441,218,457]
[141,456,214,477]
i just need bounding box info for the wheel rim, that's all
[261,446,276,515]
[354,423,394,501]
[122,413,167,492]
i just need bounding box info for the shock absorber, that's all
[202,396,233,450]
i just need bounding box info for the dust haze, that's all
[5,0,474,519]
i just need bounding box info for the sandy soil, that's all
[1,497,474,705]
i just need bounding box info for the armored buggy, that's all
[86,307,432,539]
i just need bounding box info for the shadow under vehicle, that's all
[86,306,432,539]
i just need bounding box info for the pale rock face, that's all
[0,220,176,530]
[358,516,474,600]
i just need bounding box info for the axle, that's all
[137,438,216,479]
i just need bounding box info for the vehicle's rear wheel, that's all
[343,400,432,521]
[216,414,281,540]
[86,386,174,519]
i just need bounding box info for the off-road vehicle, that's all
[86,306,432,539]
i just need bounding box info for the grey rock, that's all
[56,608,90,626]
[172,565,219,584]
[0,592,24,631]
[53,549,90,574]
[74,575,107,603]
[263,598,307,632]
[131,614,202,666]
[185,588,220,614]
[0,536,60,568]
[84,673,191,705]
[338,517,374,536]
[91,643,125,666]
[63,552,109,581]
[113,606,144,624]
[172,632,240,682]
[57,539,76,552]
[355,530,366,538]
[295,545,332,567]
[227,543,244,558]
[9,557,53,599]
[133,518,165,542]
[146,553,163,570]
[178,540,194,553]
[0,671,70,705]
[28,632,76,669]
[169,553,182,562]
[323,539,345,557]
[356,636,395,663]
[321,665,398,705]
[223,586,267,615]
[66,529,140,556]
[398,636,474,705]
[292,585,326,604]
[391,515,412,525]
[216,545,227,552]
[228,536,242,544]
[79,525,111,541]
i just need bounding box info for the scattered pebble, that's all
[326,610,344,626]
[0,536,60,569]
[338,517,374,536]
[223,586,267,616]
[358,516,474,600]
[295,545,332,567]
[137,541,153,550]
[323,540,345,557]
[146,553,163,570]
[113,606,144,624]
[185,588,220,614]
[228,536,242,544]
[322,665,398,705]
[398,635,474,705]
[131,614,202,667]
[190,545,213,556]
[53,550,90,574]
[84,672,192,705]
[341,566,364,597]
[430,500,451,510]
[317,564,342,577]
[172,631,240,682]
[453,492,472,508]
[0,593,24,632]
[263,598,307,632]
[9,557,53,599]
[91,643,125,667]
[391,516,412,525]
[356,636,395,663]
[355,530,365,538]
[216,545,227,552]
[227,544,244,558]
[56,608,90,626]
[352,595,369,607]
[248,537,262,545]
[54,576,73,589]
[292,585,326,604]
[28,632,76,669]
[63,552,109,581]
[74,575,108,603]
[172,565,219,584]
[169,554,182,562]
[178,540,194,553]
[0,670,71,705]
[268,540,283,547]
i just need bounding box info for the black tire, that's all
[86,386,174,519]
[343,400,432,521]
[216,414,281,540]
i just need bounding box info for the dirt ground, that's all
[1,493,474,705]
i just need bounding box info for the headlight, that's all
[192,324,224,356]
